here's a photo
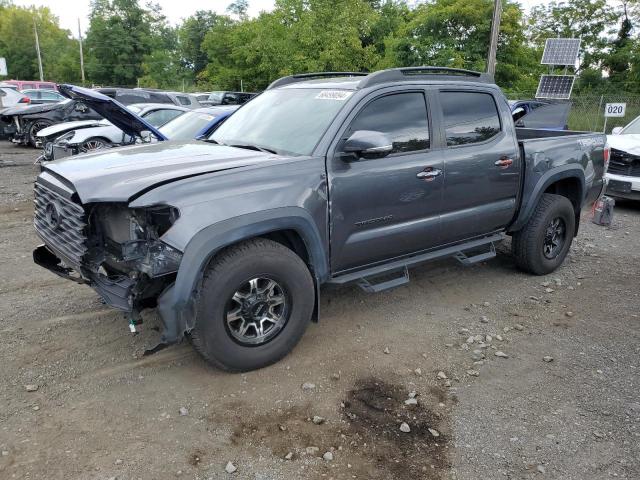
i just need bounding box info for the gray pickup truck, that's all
[33,67,608,372]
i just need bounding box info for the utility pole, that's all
[486,0,502,76]
[33,19,44,81]
[78,18,85,84]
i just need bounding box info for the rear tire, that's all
[512,193,575,275]
[190,238,315,372]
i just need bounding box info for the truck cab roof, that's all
[270,67,496,91]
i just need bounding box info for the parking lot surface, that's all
[0,142,638,479]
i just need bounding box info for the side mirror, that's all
[611,127,623,135]
[342,130,393,160]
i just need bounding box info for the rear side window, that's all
[349,92,429,154]
[441,92,501,146]
[143,108,184,127]
[176,95,191,106]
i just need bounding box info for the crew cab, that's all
[32,68,608,372]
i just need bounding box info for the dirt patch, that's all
[343,379,452,479]
[227,378,453,479]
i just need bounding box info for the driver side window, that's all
[348,92,430,154]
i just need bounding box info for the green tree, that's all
[381,0,539,92]
[84,0,158,86]
[178,11,228,80]
[201,0,381,90]
[0,2,81,82]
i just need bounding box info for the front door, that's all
[328,90,444,273]
[437,90,521,244]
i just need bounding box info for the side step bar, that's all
[329,233,504,292]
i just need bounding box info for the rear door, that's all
[328,88,443,273]
[437,89,521,244]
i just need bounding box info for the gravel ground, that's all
[0,142,638,480]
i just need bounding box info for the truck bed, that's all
[515,128,593,141]
[508,128,608,232]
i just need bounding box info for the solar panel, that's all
[541,38,581,66]
[535,75,575,100]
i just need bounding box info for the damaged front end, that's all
[33,177,182,347]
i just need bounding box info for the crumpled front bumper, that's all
[33,244,135,311]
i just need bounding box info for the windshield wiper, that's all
[230,143,277,155]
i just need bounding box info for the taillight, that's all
[17,97,31,104]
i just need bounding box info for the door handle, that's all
[495,157,513,169]
[416,167,442,181]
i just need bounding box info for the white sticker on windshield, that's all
[315,90,353,101]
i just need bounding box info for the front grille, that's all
[34,182,88,267]
[608,148,640,177]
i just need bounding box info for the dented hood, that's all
[607,133,640,156]
[42,140,275,203]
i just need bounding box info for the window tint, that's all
[176,95,191,106]
[222,93,239,105]
[143,108,184,127]
[441,92,501,146]
[349,92,429,153]
[40,91,61,100]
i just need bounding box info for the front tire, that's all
[80,137,111,153]
[28,120,52,147]
[512,193,575,275]
[190,238,315,372]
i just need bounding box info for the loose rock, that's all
[543,356,554,363]
[312,415,325,425]
[179,407,189,416]
[428,428,440,437]
[514,324,524,331]
[284,452,293,460]
[323,451,334,461]
[404,398,418,406]
[414,368,422,376]
[383,347,390,354]
[24,384,38,392]
[301,382,316,391]
[494,351,509,358]
[306,446,320,455]
[436,371,448,380]
[399,422,411,433]
[225,461,237,474]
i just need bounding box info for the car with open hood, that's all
[37,102,189,161]
[39,87,236,162]
[1,86,195,147]
[32,68,607,372]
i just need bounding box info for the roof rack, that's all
[357,67,494,89]
[267,72,368,90]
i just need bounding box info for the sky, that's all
[14,0,553,38]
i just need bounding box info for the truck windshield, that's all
[209,88,352,156]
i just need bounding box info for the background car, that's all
[20,89,65,105]
[2,79,57,90]
[606,115,640,201]
[158,106,238,139]
[0,86,32,108]
[1,87,193,147]
[200,91,256,106]
[509,99,570,130]
[40,103,189,160]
